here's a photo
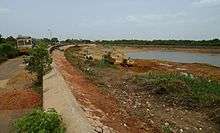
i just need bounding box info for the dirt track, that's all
[0,57,41,133]
[0,57,24,80]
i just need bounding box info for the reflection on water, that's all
[127,51,220,67]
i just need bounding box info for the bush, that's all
[133,71,220,106]
[96,53,115,68]
[0,43,18,58]
[14,108,66,133]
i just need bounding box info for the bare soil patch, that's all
[0,90,41,110]
[7,70,36,90]
[0,57,24,80]
[131,59,220,81]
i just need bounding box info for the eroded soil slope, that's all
[62,45,220,133]
[53,50,159,133]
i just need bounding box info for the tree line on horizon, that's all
[60,38,220,47]
[1,34,220,47]
[95,39,220,47]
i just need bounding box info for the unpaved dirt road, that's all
[0,57,24,80]
[0,57,25,133]
[0,57,40,133]
[0,57,24,90]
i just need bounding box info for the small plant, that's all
[96,53,115,68]
[162,125,173,133]
[14,108,66,133]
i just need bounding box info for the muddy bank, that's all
[122,46,220,80]
[131,59,220,81]
[122,46,220,54]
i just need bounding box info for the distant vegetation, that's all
[96,39,220,47]
[61,38,220,47]
[0,34,18,63]
[62,39,92,44]
[36,37,59,46]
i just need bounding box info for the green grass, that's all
[96,58,116,68]
[133,71,220,107]
[162,125,173,133]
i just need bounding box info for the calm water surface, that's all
[127,51,220,67]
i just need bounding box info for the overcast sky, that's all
[0,0,220,40]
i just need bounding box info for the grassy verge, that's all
[132,71,220,107]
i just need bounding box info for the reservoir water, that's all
[127,51,220,67]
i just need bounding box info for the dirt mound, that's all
[0,90,41,110]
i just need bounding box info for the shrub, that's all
[14,108,66,133]
[96,53,116,68]
[133,71,220,106]
[0,43,18,58]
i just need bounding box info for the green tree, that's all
[51,37,59,45]
[0,44,18,58]
[24,43,52,85]
[42,38,51,44]
[5,36,17,46]
[0,34,3,43]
